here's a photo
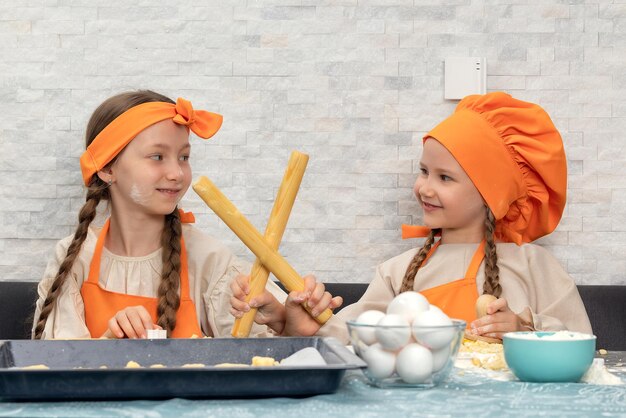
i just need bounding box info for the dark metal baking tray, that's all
[0,337,364,401]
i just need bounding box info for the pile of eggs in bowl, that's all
[346,291,465,386]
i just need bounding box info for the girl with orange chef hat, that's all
[33,90,287,339]
[230,92,592,342]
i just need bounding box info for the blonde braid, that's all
[157,209,182,336]
[482,209,502,297]
[33,181,109,339]
[399,229,439,293]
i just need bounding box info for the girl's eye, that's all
[440,174,452,181]
[420,168,428,175]
[180,155,190,162]
[150,155,163,161]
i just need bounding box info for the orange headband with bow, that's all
[79,97,223,186]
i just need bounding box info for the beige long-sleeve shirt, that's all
[319,242,592,344]
[33,223,286,339]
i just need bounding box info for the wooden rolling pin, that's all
[193,176,333,325]
[231,151,309,337]
[464,294,502,343]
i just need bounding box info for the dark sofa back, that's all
[577,285,626,351]
[297,282,626,351]
[0,281,38,340]
[1,281,624,351]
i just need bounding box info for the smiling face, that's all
[414,138,487,243]
[107,119,191,219]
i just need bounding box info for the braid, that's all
[482,208,502,297]
[157,209,182,336]
[34,90,177,339]
[33,181,109,339]
[399,229,439,293]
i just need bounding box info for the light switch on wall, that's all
[444,57,486,100]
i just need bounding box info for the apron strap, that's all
[87,218,192,300]
[465,240,486,280]
[417,240,486,325]
[420,239,485,278]
[86,218,110,285]
[179,236,191,300]
[420,240,441,267]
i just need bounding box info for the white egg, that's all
[412,308,454,350]
[352,338,370,357]
[375,314,411,351]
[355,310,386,345]
[361,343,396,379]
[386,291,430,323]
[428,304,444,315]
[431,345,450,372]
[395,343,433,384]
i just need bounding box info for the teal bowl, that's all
[503,331,596,383]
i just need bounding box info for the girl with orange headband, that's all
[231,92,592,342]
[32,90,286,339]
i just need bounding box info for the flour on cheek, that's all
[129,183,152,205]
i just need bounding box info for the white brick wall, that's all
[1,0,625,286]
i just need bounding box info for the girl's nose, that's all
[417,178,434,198]
[165,160,184,181]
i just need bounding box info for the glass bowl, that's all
[503,331,596,382]
[346,319,466,388]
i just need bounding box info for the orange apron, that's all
[81,218,202,338]
[418,240,485,325]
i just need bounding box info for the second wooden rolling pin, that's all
[231,151,309,337]
[192,176,333,325]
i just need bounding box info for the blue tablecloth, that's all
[1,353,624,418]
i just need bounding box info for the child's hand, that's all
[229,274,287,334]
[282,275,343,336]
[469,297,524,339]
[101,305,160,339]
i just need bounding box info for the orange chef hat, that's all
[424,92,567,244]
[80,97,222,186]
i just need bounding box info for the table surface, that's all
[0,352,624,418]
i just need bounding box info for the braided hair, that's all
[34,90,183,339]
[482,208,501,297]
[398,207,500,297]
[399,228,440,293]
